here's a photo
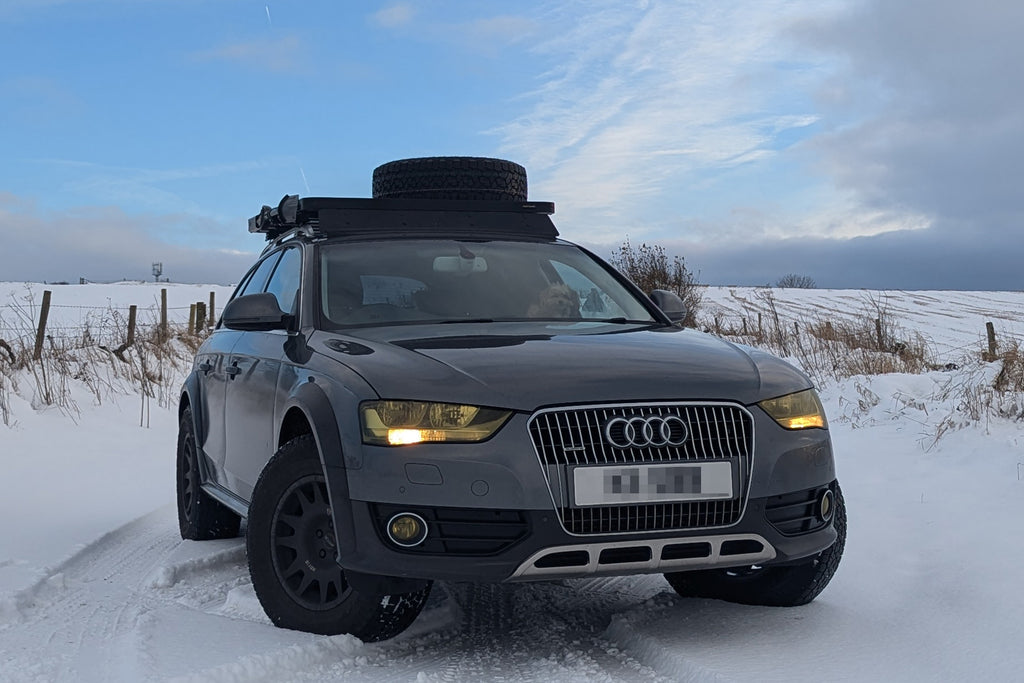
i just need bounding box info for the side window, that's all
[265,248,302,316]
[236,252,282,299]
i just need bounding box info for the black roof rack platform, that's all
[248,196,558,241]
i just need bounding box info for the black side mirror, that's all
[222,293,290,331]
[650,289,687,324]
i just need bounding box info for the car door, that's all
[194,255,280,487]
[222,246,303,500]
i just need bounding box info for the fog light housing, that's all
[818,489,835,523]
[386,513,428,547]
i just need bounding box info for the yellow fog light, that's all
[759,389,828,430]
[387,513,428,547]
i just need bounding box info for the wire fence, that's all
[0,290,221,352]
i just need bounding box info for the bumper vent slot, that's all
[599,546,652,565]
[721,539,766,556]
[535,551,589,569]
[661,542,712,561]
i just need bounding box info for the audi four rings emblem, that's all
[603,415,689,449]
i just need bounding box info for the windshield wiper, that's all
[590,318,656,324]
[438,318,496,324]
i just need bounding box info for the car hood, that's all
[310,322,812,412]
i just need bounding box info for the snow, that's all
[1,283,1023,681]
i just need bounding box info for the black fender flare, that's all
[179,375,214,484]
[281,380,358,560]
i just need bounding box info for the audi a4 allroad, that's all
[176,157,845,641]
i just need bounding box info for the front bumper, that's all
[326,487,839,583]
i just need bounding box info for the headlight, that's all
[360,400,513,446]
[759,389,828,430]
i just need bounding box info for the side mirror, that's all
[222,293,290,331]
[650,289,687,324]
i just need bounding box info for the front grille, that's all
[371,504,529,555]
[528,403,754,535]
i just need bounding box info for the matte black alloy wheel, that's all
[178,431,198,522]
[248,435,433,640]
[271,474,349,611]
[176,407,241,540]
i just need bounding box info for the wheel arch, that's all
[278,379,358,558]
[278,380,346,470]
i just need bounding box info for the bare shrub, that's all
[776,274,816,289]
[609,238,702,326]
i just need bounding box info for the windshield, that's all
[319,239,657,328]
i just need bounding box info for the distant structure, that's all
[152,262,163,282]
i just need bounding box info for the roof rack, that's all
[248,195,558,241]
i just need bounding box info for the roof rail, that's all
[248,196,557,241]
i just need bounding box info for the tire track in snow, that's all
[0,506,181,681]
[1,506,731,682]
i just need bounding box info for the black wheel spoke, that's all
[281,556,305,580]
[278,512,303,532]
[296,572,315,598]
[269,472,349,611]
[274,533,301,550]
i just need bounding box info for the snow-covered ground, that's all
[1,283,1023,681]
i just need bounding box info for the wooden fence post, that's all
[160,288,168,340]
[126,305,137,347]
[33,290,52,361]
[208,291,216,329]
[195,302,207,335]
[985,322,997,361]
[875,318,884,350]
[188,304,197,336]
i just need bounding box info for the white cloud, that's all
[371,3,416,29]
[492,0,874,241]
[0,195,255,284]
[190,34,304,74]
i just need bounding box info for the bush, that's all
[609,238,702,326]
[776,274,816,289]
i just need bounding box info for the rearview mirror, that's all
[650,289,687,324]
[222,293,290,331]
[433,256,487,273]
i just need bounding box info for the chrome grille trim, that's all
[528,402,755,536]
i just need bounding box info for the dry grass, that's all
[705,289,934,385]
[0,292,207,426]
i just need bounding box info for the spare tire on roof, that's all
[372,156,528,201]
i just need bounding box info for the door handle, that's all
[225,364,241,378]
[198,361,213,374]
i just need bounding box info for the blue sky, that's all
[1,0,1022,289]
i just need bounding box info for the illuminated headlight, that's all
[759,389,828,430]
[360,400,513,446]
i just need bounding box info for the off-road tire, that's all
[372,156,528,201]
[176,407,241,540]
[665,484,847,606]
[246,435,432,641]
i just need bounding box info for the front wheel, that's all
[665,484,846,606]
[246,435,431,641]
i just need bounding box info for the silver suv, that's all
[176,157,845,641]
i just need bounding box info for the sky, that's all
[0,0,1021,290]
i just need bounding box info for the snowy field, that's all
[1,282,1023,681]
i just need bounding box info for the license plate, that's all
[573,462,734,507]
